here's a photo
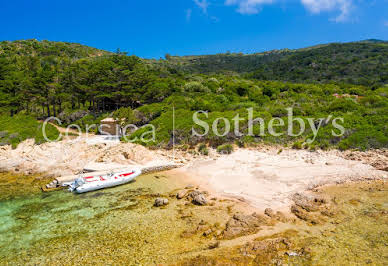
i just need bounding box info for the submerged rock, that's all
[154,198,169,207]
[264,208,275,218]
[223,213,270,239]
[290,192,332,224]
[180,220,211,238]
[178,209,193,219]
[208,241,220,249]
[187,190,208,205]
[291,204,323,224]
[203,229,213,236]
[188,190,201,198]
[265,208,288,222]
[192,194,208,205]
[240,237,290,260]
[292,193,326,212]
[274,211,288,223]
[176,190,187,199]
[180,229,196,238]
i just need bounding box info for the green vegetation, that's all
[0,115,59,148]
[129,79,387,151]
[161,40,388,86]
[0,39,387,150]
[292,141,303,150]
[217,144,234,154]
[198,143,209,155]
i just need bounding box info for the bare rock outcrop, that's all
[290,205,324,224]
[240,237,290,256]
[176,190,187,199]
[292,193,327,212]
[154,198,169,207]
[180,220,211,238]
[342,149,388,172]
[223,213,270,239]
[290,193,332,224]
[192,194,208,205]
[264,208,288,222]
[188,190,208,205]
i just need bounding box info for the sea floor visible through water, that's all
[0,172,237,264]
[0,172,387,265]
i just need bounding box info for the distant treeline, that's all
[0,39,186,117]
[1,39,388,117]
[161,40,388,86]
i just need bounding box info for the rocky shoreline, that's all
[165,179,388,265]
[0,136,386,212]
[0,169,387,264]
[0,137,387,263]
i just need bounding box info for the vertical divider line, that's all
[173,105,175,162]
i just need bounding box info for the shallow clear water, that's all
[303,181,388,265]
[0,173,209,264]
[1,172,387,265]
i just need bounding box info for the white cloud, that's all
[225,0,274,14]
[193,0,220,22]
[210,16,220,22]
[224,0,354,21]
[300,0,352,22]
[186,9,192,21]
[194,0,209,14]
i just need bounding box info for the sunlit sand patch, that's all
[179,149,386,210]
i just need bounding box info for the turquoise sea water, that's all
[0,173,207,264]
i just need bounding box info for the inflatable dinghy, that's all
[68,169,141,193]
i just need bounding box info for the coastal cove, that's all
[1,2,388,263]
[0,167,387,264]
[0,37,387,264]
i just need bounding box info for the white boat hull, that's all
[69,169,141,193]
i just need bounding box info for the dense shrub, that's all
[292,141,303,150]
[0,115,60,148]
[217,144,234,154]
[184,81,209,93]
[198,143,209,155]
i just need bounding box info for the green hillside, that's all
[0,114,59,148]
[160,41,388,86]
[0,39,110,59]
[0,39,387,150]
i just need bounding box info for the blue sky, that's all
[1,0,387,58]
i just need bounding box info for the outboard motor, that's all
[69,177,86,192]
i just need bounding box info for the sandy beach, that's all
[0,136,386,212]
[178,148,386,211]
[0,137,387,264]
